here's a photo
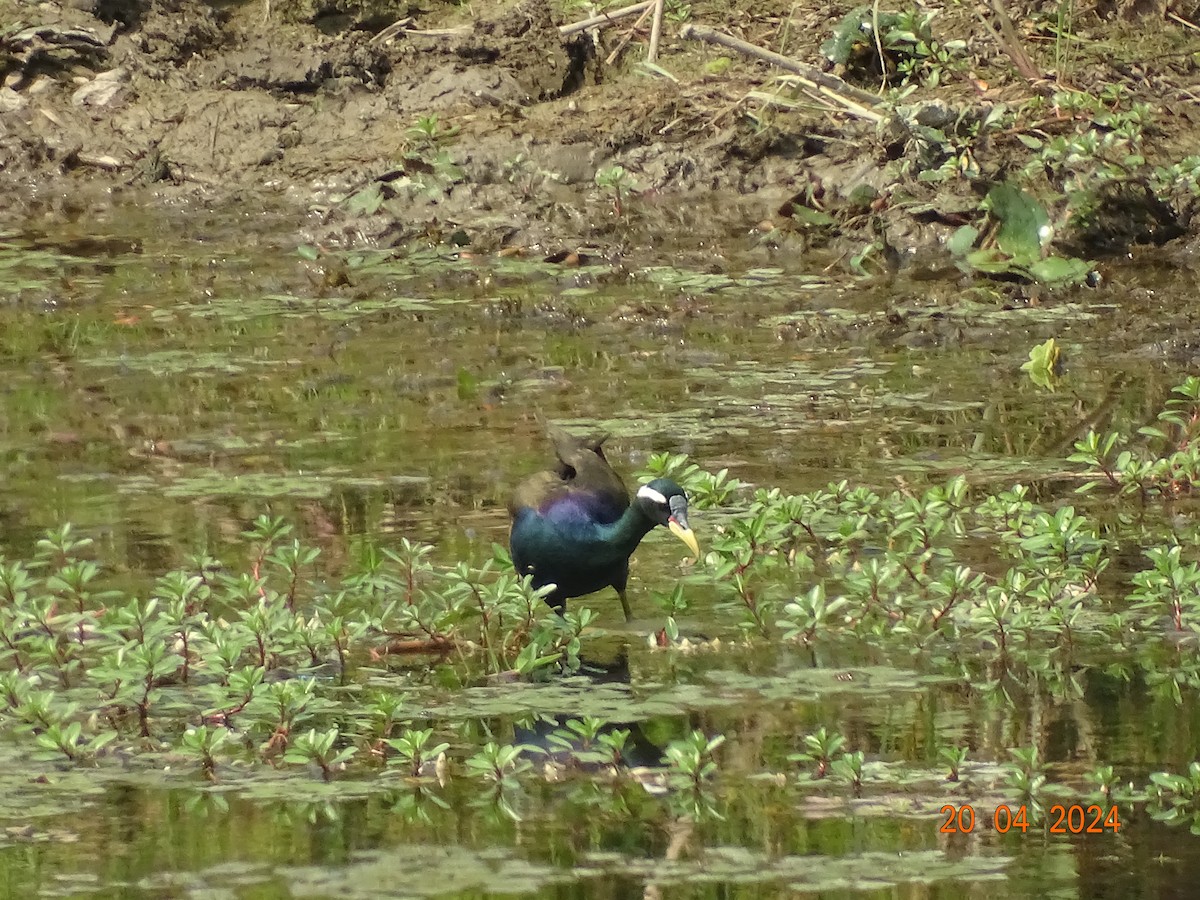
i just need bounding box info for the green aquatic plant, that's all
[1085,764,1119,800]
[830,750,866,794]
[1019,91,1151,190]
[594,728,631,770]
[595,165,636,216]
[34,717,117,763]
[1072,376,1200,500]
[779,585,849,643]
[791,727,847,780]
[1128,544,1200,634]
[101,619,184,737]
[544,716,631,771]
[1006,746,1046,802]
[0,520,595,781]
[1007,88,1183,257]
[15,681,117,763]
[1149,763,1200,804]
[1021,337,1062,390]
[283,727,357,780]
[949,184,1093,285]
[181,724,233,778]
[391,785,451,825]
[821,6,965,87]
[341,114,463,213]
[939,745,969,783]
[1153,154,1200,202]
[664,0,691,24]
[385,727,450,778]
[547,717,601,758]
[887,9,966,87]
[400,114,463,195]
[465,741,533,786]
[1147,764,1200,834]
[653,583,690,643]
[254,678,320,761]
[640,452,743,509]
[665,730,724,791]
[358,692,407,757]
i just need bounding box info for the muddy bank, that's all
[2,0,1199,270]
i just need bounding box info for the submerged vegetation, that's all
[2,379,1200,857]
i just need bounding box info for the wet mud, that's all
[2,0,1199,266]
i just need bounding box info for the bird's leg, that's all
[617,588,633,622]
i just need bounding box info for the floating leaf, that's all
[639,61,679,83]
[820,5,873,64]
[947,224,979,256]
[786,206,837,228]
[456,367,478,400]
[1020,337,1062,390]
[344,182,385,216]
[1028,255,1092,285]
[985,182,1049,259]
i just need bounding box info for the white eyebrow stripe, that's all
[637,485,668,505]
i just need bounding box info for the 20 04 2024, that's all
[939,803,1121,834]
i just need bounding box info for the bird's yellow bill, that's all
[668,519,700,559]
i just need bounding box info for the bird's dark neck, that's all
[594,505,656,557]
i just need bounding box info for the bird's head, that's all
[636,478,700,558]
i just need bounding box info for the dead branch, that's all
[560,0,655,36]
[975,0,1041,83]
[605,3,656,66]
[647,0,665,63]
[679,23,884,122]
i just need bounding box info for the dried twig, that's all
[373,2,657,46]
[975,0,1040,82]
[560,0,655,36]
[647,0,665,63]
[401,26,470,37]
[369,17,414,45]
[375,1,656,45]
[605,3,655,66]
[75,152,123,170]
[679,23,884,122]
[871,0,888,91]
[1168,11,1200,33]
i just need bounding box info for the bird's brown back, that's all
[508,426,630,521]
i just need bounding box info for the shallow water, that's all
[1,198,1199,899]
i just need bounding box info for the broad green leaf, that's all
[947,225,979,256]
[985,182,1049,259]
[1028,255,1091,285]
[788,206,837,228]
[964,248,1015,274]
[821,6,872,63]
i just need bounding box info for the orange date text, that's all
[938,804,1120,834]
